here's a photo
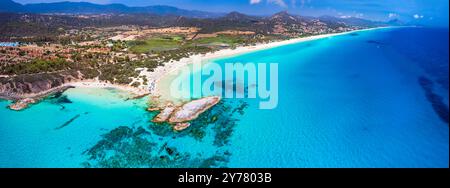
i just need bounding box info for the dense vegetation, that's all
[1,58,72,75]
[0,11,386,42]
[0,13,190,42]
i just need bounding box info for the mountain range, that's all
[0,0,402,26]
[0,0,224,18]
[1,0,404,27]
[0,0,402,41]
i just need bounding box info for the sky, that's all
[14,0,450,27]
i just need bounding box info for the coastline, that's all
[1,27,391,105]
[66,81,150,96]
[149,26,392,101]
[2,80,150,111]
[0,80,149,102]
[0,85,74,101]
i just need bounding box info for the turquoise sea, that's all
[0,27,448,168]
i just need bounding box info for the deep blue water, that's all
[0,27,448,167]
[218,27,449,167]
[176,27,449,167]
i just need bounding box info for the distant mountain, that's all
[0,0,401,26]
[270,11,300,23]
[0,0,23,12]
[0,0,224,18]
[137,5,224,18]
[318,15,389,27]
[0,2,405,41]
[23,2,129,14]
[222,11,260,22]
[386,19,405,26]
[190,11,269,33]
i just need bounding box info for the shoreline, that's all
[149,26,392,101]
[2,80,150,111]
[0,80,149,101]
[1,27,391,104]
[66,81,150,96]
[0,85,74,101]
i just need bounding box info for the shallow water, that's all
[0,27,448,167]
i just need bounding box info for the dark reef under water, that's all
[392,28,449,90]
[418,76,449,124]
[81,99,249,168]
[55,114,81,130]
[45,91,73,110]
[384,28,449,125]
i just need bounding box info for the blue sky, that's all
[14,0,450,26]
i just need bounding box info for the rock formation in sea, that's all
[174,122,191,131]
[8,98,36,111]
[152,96,221,131]
[152,103,176,123]
[168,96,221,123]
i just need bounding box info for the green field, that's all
[128,34,257,54]
[189,34,247,47]
[128,36,183,53]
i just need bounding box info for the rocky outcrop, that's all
[147,107,161,112]
[0,71,81,100]
[8,98,36,111]
[152,96,221,131]
[152,103,176,123]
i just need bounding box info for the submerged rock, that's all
[174,122,191,131]
[55,114,81,130]
[83,126,226,168]
[83,99,249,167]
[418,76,449,124]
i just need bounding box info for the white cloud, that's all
[388,13,398,18]
[339,13,363,19]
[249,0,287,7]
[340,15,352,19]
[268,0,288,7]
[250,0,262,4]
[413,14,424,19]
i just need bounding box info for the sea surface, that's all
[0,42,19,47]
[0,27,448,168]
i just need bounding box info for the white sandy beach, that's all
[66,80,150,96]
[50,27,390,102]
[142,27,391,101]
[11,27,389,102]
